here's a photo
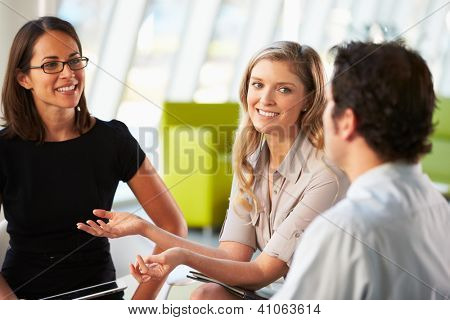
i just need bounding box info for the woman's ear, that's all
[16,70,33,90]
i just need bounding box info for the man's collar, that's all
[347,162,422,197]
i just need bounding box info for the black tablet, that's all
[41,280,127,300]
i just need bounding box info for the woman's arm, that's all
[127,158,187,237]
[0,274,17,300]
[125,157,187,299]
[184,250,288,289]
[0,195,16,300]
[79,209,253,261]
[132,248,288,291]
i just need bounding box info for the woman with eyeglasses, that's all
[0,16,187,300]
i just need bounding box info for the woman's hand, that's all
[76,209,149,238]
[130,248,186,283]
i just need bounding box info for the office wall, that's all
[0,0,58,123]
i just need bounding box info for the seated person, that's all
[78,41,349,299]
[274,41,450,299]
[0,16,187,300]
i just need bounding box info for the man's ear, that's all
[337,108,357,141]
[16,70,33,90]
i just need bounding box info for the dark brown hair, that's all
[1,16,91,142]
[331,41,436,163]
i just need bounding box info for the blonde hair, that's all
[233,41,326,213]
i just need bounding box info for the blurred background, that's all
[1,0,449,230]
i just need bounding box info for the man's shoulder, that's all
[310,177,449,242]
[307,195,393,239]
[306,199,364,236]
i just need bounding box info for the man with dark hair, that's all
[274,41,450,299]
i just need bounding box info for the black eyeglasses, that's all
[24,57,89,74]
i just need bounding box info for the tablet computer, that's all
[41,280,127,300]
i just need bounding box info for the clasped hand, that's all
[130,248,186,283]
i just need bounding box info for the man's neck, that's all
[343,142,385,183]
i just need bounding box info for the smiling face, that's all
[246,59,306,138]
[17,30,85,114]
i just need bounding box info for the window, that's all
[194,0,251,102]
[116,0,189,127]
[58,0,114,93]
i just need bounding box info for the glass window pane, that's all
[117,0,189,127]
[58,0,114,93]
[194,0,251,103]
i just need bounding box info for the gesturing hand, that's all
[130,248,186,283]
[77,209,148,238]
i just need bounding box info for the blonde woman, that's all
[78,41,349,299]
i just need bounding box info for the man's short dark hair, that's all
[331,41,436,163]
